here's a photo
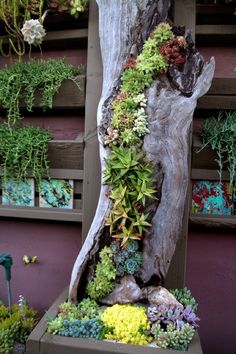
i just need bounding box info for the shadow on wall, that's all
[0,219,82,315]
[186,227,236,354]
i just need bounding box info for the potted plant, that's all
[26,0,215,352]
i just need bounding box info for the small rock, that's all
[99,275,143,305]
[142,286,183,307]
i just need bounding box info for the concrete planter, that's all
[26,287,203,354]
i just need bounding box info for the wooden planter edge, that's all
[26,288,203,354]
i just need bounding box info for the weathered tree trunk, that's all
[69,0,215,302]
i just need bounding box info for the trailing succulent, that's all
[0,124,51,186]
[200,110,236,185]
[0,302,38,354]
[0,59,81,126]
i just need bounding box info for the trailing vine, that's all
[200,111,236,185]
[0,58,82,126]
[0,124,52,186]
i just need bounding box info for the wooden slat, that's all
[196,25,236,35]
[44,29,88,42]
[26,287,68,354]
[174,0,196,40]
[191,168,230,181]
[197,95,236,109]
[0,170,83,184]
[48,140,84,170]
[74,181,83,194]
[40,332,202,354]
[196,4,235,15]
[82,0,102,240]
[190,214,236,228]
[0,206,82,222]
[49,169,83,180]
[31,76,85,109]
[208,78,236,95]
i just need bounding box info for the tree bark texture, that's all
[69,0,215,302]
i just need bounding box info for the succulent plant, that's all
[151,322,195,350]
[125,240,139,254]
[70,0,88,18]
[21,19,46,45]
[170,287,198,311]
[59,318,105,339]
[183,305,200,328]
[147,303,200,330]
[86,247,116,301]
[125,257,140,275]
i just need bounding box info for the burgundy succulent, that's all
[160,36,187,65]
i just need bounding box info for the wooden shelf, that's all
[197,77,236,109]
[48,138,84,170]
[0,205,82,222]
[44,29,88,43]
[191,168,230,181]
[197,95,236,109]
[196,25,236,36]
[20,75,86,110]
[208,77,236,95]
[196,3,236,15]
[190,213,236,228]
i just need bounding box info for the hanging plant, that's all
[200,111,236,184]
[0,58,82,126]
[0,124,52,186]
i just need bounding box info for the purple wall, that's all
[0,219,81,314]
[186,228,236,354]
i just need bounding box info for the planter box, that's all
[26,288,203,354]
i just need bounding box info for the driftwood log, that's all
[69,0,215,302]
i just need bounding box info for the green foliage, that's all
[170,287,198,312]
[58,298,100,320]
[47,316,65,335]
[200,111,236,185]
[151,322,195,351]
[104,146,155,245]
[70,0,88,18]
[121,69,153,95]
[0,124,51,186]
[48,298,101,335]
[86,247,116,301]
[0,59,81,125]
[0,303,38,354]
